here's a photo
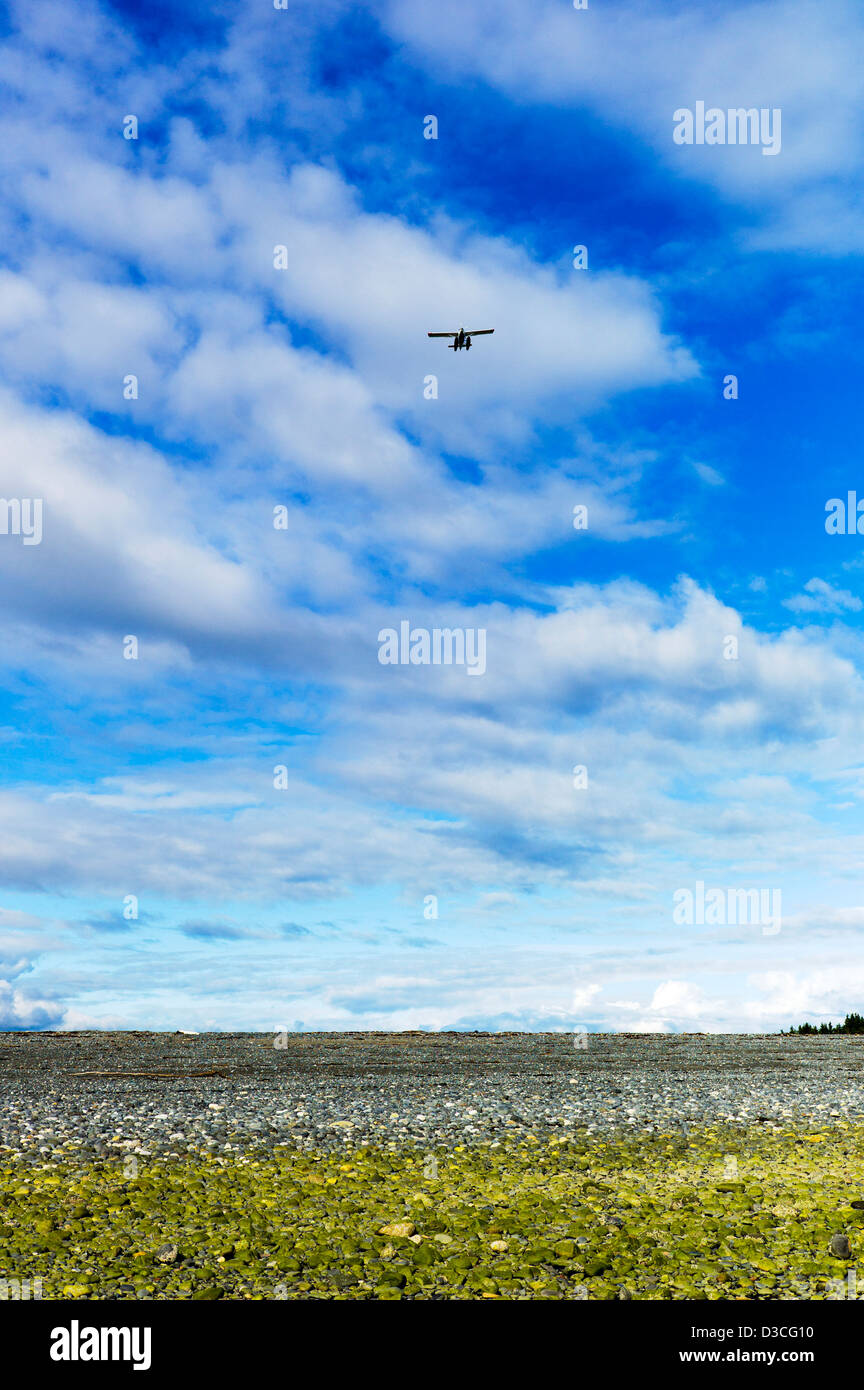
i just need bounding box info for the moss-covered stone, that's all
[1,1124,862,1299]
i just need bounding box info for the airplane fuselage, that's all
[427,325,494,351]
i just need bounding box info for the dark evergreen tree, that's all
[789,1013,864,1035]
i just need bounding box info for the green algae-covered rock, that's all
[4,1123,864,1301]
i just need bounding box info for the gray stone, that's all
[829,1233,852,1259]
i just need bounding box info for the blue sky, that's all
[2,0,864,1031]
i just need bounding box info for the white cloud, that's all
[692,461,725,487]
[783,577,863,615]
[0,390,276,642]
[0,0,862,1030]
[384,0,864,253]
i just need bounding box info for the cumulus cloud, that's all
[0,981,64,1029]
[0,951,65,1029]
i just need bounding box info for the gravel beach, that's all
[3,1030,864,1160]
[5,1032,864,1301]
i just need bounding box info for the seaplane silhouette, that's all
[427,326,494,352]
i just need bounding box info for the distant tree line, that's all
[786,1012,864,1035]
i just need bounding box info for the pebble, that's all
[830,1234,852,1258]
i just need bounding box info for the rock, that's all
[830,1233,852,1258]
[378,1221,415,1238]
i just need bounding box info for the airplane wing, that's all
[427,331,457,338]
[464,329,494,336]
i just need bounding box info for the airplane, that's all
[427,325,494,351]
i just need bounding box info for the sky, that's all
[1,0,864,1033]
